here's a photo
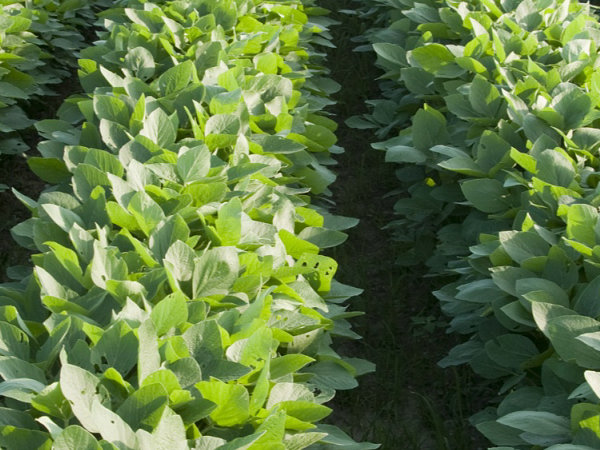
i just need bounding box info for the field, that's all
[2,0,600,449]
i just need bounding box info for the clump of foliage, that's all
[353,0,600,447]
[0,0,106,156]
[0,0,376,448]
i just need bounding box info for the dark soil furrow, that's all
[320,3,491,448]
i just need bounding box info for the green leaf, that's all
[385,145,426,164]
[216,198,242,246]
[140,108,177,148]
[192,247,239,298]
[142,408,188,449]
[116,383,168,431]
[138,319,161,384]
[31,382,71,421]
[196,379,250,427]
[566,204,598,247]
[412,106,448,151]
[164,240,195,282]
[99,119,132,152]
[0,356,46,383]
[91,399,137,449]
[460,178,507,213]
[125,47,155,81]
[279,229,319,259]
[314,424,379,448]
[158,61,194,96]
[497,411,569,437]
[60,364,101,433]
[279,400,332,422]
[72,164,110,200]
[536,150,575,187]
[128,191,166,237]
[408,43,456,74]
[499,231,549,264]
[575,276,600,317]
[0,426,52,449]
[183,320,222,362]
[305,361,358,390]
[53,426,101,450]
[91,321,138,376]
[94,95,130,127]
[177,145,211,184]
[91,241,128,289]
[41,204,84,233]
[373,42,406,66]
[271,354,314,379]
[551,83,592,130]
[0,321,29,360]
[150,292,188,336]
[27,158,71,184]
[548,315,600,369]
[250,359,270,415]
[205,114,241,136]
[149,214,190,262]
[469,75,504,118]
[484,334,539,370]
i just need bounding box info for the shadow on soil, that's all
[318,3,494,448]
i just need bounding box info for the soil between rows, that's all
[319,3,494,448]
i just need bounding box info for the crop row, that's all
[353,0,600,447]
[0,0,106,159]
[0,0,376,448]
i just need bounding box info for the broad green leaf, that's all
[158,61,194,96]
[408,43,455,74]
[138,319,161,384]
[164,240,195,282]
[536,150,575,187]
[125,47,155,81]
[412,106,448,151]
[196,379,250,427]
[0,321,29,360]
[149,214,190,262]
[305,361,357,391]
[216,198,242,246]
[53,426,101,450]
[192,247,239,298]
[91,241,128,289]
[31,382,71,421]
[177,145,211,184]
[60,364,101,433]
[551,83,592,130]
[150,292,188,336]
[469,76,504,118]
[91,399,137,449]
[116,383,168,431]
[27,158,71,184]
[0,426,52,449]
[140,108,177,148]
[373,42,406,66]
[548,316,600,369]
[279,229,319,259]
[574,275,600,317]
[94,95,130,127]
[0,355,46,383]
[460,179,507,213]
[128,191,166,237]
[91,321,138,376]
[497,411,569,437]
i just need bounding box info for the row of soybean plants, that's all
[0,0,378,448]
[351,0,600,448]
[0,0,107,160]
